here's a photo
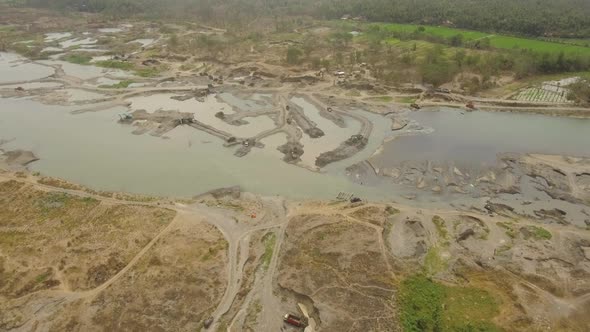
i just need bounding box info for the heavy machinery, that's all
[283,314,305,328]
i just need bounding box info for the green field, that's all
[384,38,461,62]
[380,23,488,40]
[399,275,501,332]
[541,38,590,47]
[376,23,590,55]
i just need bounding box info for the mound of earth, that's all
[3,150,39,167]
[277,213,397,331]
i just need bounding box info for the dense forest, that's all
[12,0,590,38]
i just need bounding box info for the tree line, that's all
[14,0,590,38]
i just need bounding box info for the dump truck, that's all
[284,314,305,328]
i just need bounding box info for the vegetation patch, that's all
[399,275,500,332]
[135,67,161,77]
[385,205,400,215]
[366,95,393,102]
[524,225,552,240]
[497,221,517,239]
[95,60,134,70]
[432,215,448,241]
[423,246,447,276]
[61,54,92,65]
[377,23,590,55]
[99,80,134,89]
[35,270,51,284]
[395,96,417,103]
[399,275,445,332]
[261,232,277,269]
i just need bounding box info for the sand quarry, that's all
[1,11,590,332]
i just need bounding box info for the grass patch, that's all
[399,275,446,332]
[380,23,488,40]
[95,60,134,70]
[261,232,276,269]
[423,246,447,276]
[385,205,400,215]
[35,271,50,283]
[135,67,161,77]
[367,95,393,102]
[442,285,501,331]
[61,54,92,65]
[399,275,501,332]
[489,36,590,55]
[37,192,71,214]
[81,197,98,204]
[527,226,552,240]
[99,80,134,89]
[497,221,517,239]
[395,96,417,103]
[432,215,448,241]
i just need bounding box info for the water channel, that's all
[2,52,590,202]
[371,109,590,169]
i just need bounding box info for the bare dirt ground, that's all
[371,153,590,227]
[274,201,590,332]
[0,170,589,331]
[0,174,227,331]
[1,7,590,331]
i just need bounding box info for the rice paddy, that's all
[375,23,590,55]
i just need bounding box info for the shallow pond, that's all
[38,60,130,80]
[59,38,97,49]
[373,108,590,168]
[0,97,390,199]
[291,97,361,168]
[3,52,590,205]
[41,47,63,53]
[0,82,62,90]
[0,52,54,83]
[218,92,271,111]
[128,94,277,138]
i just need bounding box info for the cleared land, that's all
[0,169,589,331]
[0,177,228,331]
[276,201,590,332]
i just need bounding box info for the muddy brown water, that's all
[292,96,362,168]
[372,108,590,169]
[0,97,394,199]
[2,52,590,206]
[0,53,54,83]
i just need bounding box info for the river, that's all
[2,52,590,202]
